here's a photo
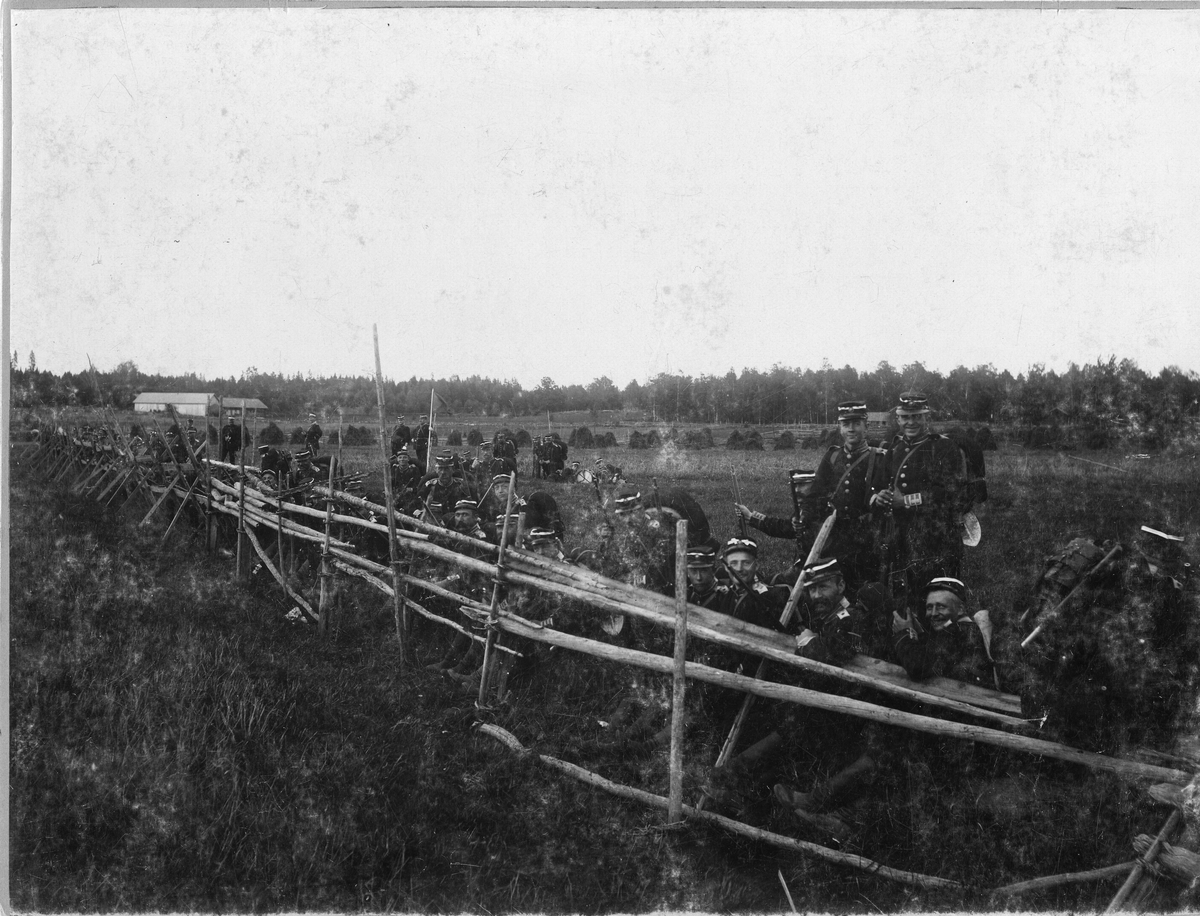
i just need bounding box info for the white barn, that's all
[133,393,267,417]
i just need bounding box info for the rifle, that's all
[732,469,748,538]
[1020,543,1124,648]
[788,468,816,555]
[698,510,838,813]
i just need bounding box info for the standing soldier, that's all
[220,416,242,463]
[414,415,432,471]
[736,400,886,595]
[390,415,412,460]
[304,413,323,454]
[872,390,968,608]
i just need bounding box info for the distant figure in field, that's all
[304,413,323,454]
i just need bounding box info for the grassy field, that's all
[9,434,1200,912]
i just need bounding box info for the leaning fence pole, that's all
[372,325,408,666]
[317,413,341,637]
[698,512,837,811]
[1104,808,1182,912]
[477,473,518,708]
[668,519,689,824]
[236,405,248,578]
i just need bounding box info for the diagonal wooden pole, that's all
[1104,808,1182,912]
[668,518,689,824]
[317,413,341,638]
[373,325,409,667]
[237,405,248,578]
[477,473,518,708]
[696,511,837,811]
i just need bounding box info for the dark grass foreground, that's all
[10,448,1200,912]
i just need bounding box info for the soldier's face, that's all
[925,590,962,629]
[805,575,844,613]
[725,552,757,581]
[454,509,476,529]
[838,418,867,448]
[897,409,929,440]
[687,565,716,592]
[437,466,452,483]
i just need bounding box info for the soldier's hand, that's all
[871,489,895,510]
[734,503,752,521]
[892,608,915,636]
[791,516,805,537]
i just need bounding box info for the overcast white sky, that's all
[7,7,1200,389]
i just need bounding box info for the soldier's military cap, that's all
[435,449,454,466]
[525,527,557,546]
[837,400,869,421]
[308,413,317,419]
[420,415,429,421]
[396,415,405,420]
[494,512,521,529]
[721,536,759,559]
[454,499,478,512]
[897,390,930,412]
[294,449,313,461]
[613,484,642,514]
[800,557,842,583]
[257,445,270,454]
[687,545,717,568]
[921,576,968,603]
[492,473,513,486]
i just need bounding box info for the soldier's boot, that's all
[619,725,672,759]
[774,753,876,842]
[446,642,482,678]
[426,632,471,672]
[701,732,783,814]
[774,752,877,814]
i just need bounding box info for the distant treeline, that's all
[10,354,1200,445]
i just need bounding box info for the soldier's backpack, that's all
[943,429,988,507]
[1037,537,1118,600]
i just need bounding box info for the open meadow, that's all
[9,426,1200,912]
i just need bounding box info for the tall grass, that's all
[10,441,1200,911]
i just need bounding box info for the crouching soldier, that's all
[892,576,1000,690]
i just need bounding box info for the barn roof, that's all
[133,393,268,410]
[134,392,211,405]
[219,397,268,410]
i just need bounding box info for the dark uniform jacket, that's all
[795,595,867,665]
[420,477,468,523]
[390,424,412,456]
[883,433,968,578]
[304,422,323,453]
[893,613,998,689]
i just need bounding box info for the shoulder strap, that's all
[833,448,874,498]
[890,437,931,491]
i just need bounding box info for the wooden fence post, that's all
[477,474,518,708]
[372,325,409,667]
[668,519,688,824]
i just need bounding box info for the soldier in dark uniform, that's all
[220,418,242,463]
[703,558,876,825]
[720,537,789,633]
[304,413,323,454]
[891,576,999,689]
[390,415,412,460]
[872,390,968,609]
[413,415,432,471]
[736,400,887,596]
[449,498,490,542]
[491,429,519,476]
[419,450,468,525]
[686,545,732,611]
